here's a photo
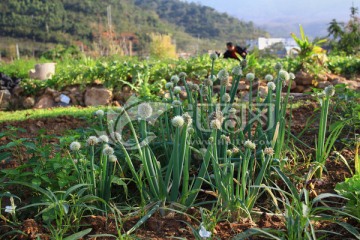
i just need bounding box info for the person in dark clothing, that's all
[223,42,247,60]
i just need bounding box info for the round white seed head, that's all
[275,62,282,71]
[138,102,153,119]
[165,82,174,89]
[289,72,296,80]
[246,73,255,81]
[171,75,180,84]
[204,78,213,86]
[191,83,200,91]
[182,112,193,125]
[232,66,243,76]
[217,69,229,86]
[232,147,240,154]
[210,119,222,130]
[95,110,104,117]
[103,146,114,156]
[279,70,290,81]
[267,82,276,91]
[264,147,274,156]
[209,52,218,60]
[179,72,187,78]
[172,116,185,128]
[70,141,81,151]
[324,85,335,97]
[222,93,231,103]
[244,139,256,149]
[87,136,99,146]
[173,86,182,94]
[109,154,118,162]
[265,74,274,82]
[99,135,109,143]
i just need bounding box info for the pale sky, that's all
[188,0,360,37]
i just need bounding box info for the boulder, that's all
[331,78,347,85]
[326,73,347,82]
[316,73,328,82]
[238,81,249,91]
[23,97,35,109]
[294,85,305,93]
[258,86,268,98]
[84,87,112,106]
[295,71,313,85]
[12,85,24,96]
[45,87,60,98]
[0,89,11,110]
[346,80,360,90]
[34,94,55,109]
[68,94,79,105]
[316,81,331,89]
[283,80,297,90]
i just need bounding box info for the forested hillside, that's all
[0,0,267,56]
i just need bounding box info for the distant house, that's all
[246,37,300,56]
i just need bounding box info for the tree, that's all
[149,33,177,59]
[328,6,360,55]
[327,19,344,40]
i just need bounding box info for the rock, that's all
[34,94,55,109]
[331,78,347,85]
[0,73,21,91]
[283,80,297,90]
[68,94,79,105]
[45,87,59,97]
[295,70,313,85]
[23,97,35,109]
[113,90,123,102]
[238,81,249,91]
[64,85,81,94]
[316,81,331,89]
[303,87,313,93]
[0,89,11,110]
[12,85,24,96]
[294,85,305,93]
[326,73,340,81]
[258,86,268,98]
[346,80,360,90]
[316,73,328,82]
[84,87,112,106]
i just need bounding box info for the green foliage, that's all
[236,169,360,239]
[149,34,177,59]
[328,6,360,55]
[335,174,360,220]
[1,54,359,239]
[0,0,266,54]
[327,55,360,77]
[134,0,267,41]
[291,25,328,74]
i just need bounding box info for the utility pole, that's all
[16,44,20,59]
[107,5,113,56]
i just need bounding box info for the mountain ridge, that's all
[0,0,268,56]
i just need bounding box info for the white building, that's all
[246,37,300,55]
